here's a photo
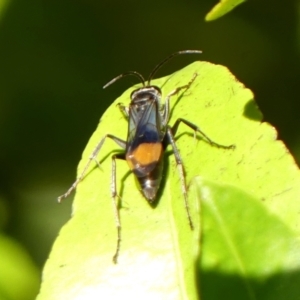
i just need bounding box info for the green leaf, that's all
[195,178,300,300]
[205,0,246,21]
[37,61,300,299]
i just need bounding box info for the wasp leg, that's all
[172,118,235,149]
[117,103,129,119]
[57,134,126,202]
[165,126,194,230]
[163,73,198,124]
[111,153,126,264]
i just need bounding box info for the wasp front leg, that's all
[163,73,198,124]
[117,103,129,119]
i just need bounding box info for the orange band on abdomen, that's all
[126,143,163,169]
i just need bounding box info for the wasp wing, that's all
[126,99,164,152]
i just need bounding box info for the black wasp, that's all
[58,50,234,262]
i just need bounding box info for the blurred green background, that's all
[0,0,299,296]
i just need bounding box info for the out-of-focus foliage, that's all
[205,0,246,21]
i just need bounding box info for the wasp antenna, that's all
[147,50,202,86]
[103,71,146,89]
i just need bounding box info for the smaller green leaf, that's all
[0,196,8,230]
[195,178,300,300]
[205,0,246,21]
[0,234,40,300]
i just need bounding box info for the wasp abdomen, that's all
[126,142,164,202]
[126,143,162,168]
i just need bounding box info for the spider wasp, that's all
[58,50,234,262]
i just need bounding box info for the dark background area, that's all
[0,0,299,271]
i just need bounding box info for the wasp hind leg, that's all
[111,153,126,264]
[57,134,126,263]
[165,127,194,230]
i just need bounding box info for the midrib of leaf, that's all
[206,194,257,300]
